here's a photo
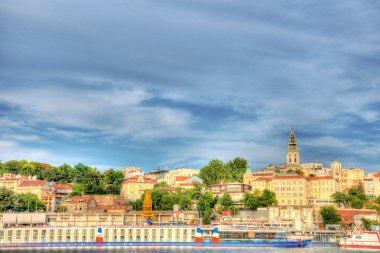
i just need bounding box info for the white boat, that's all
[339,231,380,250]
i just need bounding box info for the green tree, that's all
[133,199,143,211]
[199,159,225,185]
[101,169,124,194]
[54,205,68,212]
[202,209,211,225]
[225,157,248,182]
[17,193,46,212]
[259,189,276,207]
[82,170,103,194]
[244,192,260,209]
[220,193,233,209]
[320,205,341,226]
[70,184,84,196]
[73,163,94,183]
[375,196,380,205]
[331,191,349,207]
[0,187,18,212]
[349,196,364,209]
[197,191,217,220]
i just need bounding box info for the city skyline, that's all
[1,1,380,172]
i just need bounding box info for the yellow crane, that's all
[142,191,154,224]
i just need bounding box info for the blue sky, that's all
[0,0,379,172]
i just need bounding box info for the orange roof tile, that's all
[254,177,273,181]
[68,196,94,204]
[123,175,156,184]
[52,183,72,191]
[273,175,306,180]
[307,176,334,180]
[19,180,47,187]
[372,172,380,178]
[175,176,190,181]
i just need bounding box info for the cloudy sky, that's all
[1,0,379,172]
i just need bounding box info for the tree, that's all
[259,189,276,207]
[320,205,341,226]
[349,196,364,209]
[101,169,124,194]
[375,196,380,205]
[197,191,217,220]
[202,209,211,225]
[55,205,68,212]
[17,193,46,212]
[361,217,380,230]
[331,191,349,208]
[225,157,248,182]
[70,184,84,196]
[220,193,233,209]
[133,199,143,211]
[0,187,18,212]
[244,193,260,209]
[199,159,225,185]
[82,170,103,194]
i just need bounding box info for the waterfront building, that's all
[120,175,156,201]
[268,206,313,230]
[331,160,365,192]
[158,168,199,186]
[122,167,143,179]
[61,196,96,212]
[307,176,338,206]
[300,163,330,177]
[209,182,251,201]
[367,172,380,197]
[363,176,375,197]
[16,180,55,211]
[52,183,72,207]
[272,175,308,206]
[0,173,29,190]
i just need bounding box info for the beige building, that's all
[16,180,55,211]
[268,206,313,230]
[122,167,143,179]
[120,175,156,201]
[272,175,308,206]
[159,168,199,186]
[61,196,97,212]
[307,176,338,206]
[331,160,365,192]
[209,182,251,201]
[366,172,380,197]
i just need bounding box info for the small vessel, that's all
[339,230,380,249]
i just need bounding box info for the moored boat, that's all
[339,230,380,249]
[0,226,311,248]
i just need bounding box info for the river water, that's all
[1,246,375,253]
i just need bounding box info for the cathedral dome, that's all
[331,160,342,170]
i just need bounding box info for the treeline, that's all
[133,182,202,211]
[0,160,124,195]
[199,157,248,185]
[0,187,45,212]
[332,184,380,211]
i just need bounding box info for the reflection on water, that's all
[1,246,377,253]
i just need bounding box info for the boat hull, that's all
[0,240,310,249]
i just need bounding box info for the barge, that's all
[0,226,311,248]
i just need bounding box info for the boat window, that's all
[355,236,362,239]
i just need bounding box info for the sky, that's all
[0,0,380,172]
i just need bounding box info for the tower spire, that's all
[286,128,300,166]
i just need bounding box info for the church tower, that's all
[286,128,300,166]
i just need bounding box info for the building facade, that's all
[120,175,156,201]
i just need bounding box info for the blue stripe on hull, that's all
[0,241,310,248]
